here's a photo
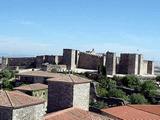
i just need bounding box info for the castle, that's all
[1,48,154,76]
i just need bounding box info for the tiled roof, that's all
[0,90,45,109]
[14,83,48,91]
[17,71,91,84]
[129,105,160,116]
[16,71,60,78]
[102,105,160,120]
[48,74,91,84]
[44,107,109,120]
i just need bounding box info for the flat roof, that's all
[0,90,45,109]
[14,83,48,91]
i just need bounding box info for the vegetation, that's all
[93,74,160,107]
[0,69,15,90]
[108,88,128,100]
[141,80,157,96]
[129,93,148,104]
[120,75,141,90]
[90,100,106,109]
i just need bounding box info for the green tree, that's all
[108,88,128,100]
[129,93,148,104]
[141,80,157,96]
[2,78,13,90]
[97,86,108,97]
[99,78,116,91]
[121,75,141,89]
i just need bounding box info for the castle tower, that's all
[106,52,116,76]
[63,49,79,70]
[1,57,8,69]
[47,74,91,113]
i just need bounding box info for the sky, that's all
[0,0,160,61]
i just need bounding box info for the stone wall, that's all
[0,107,12,120]
[2,57,36,68]
[36,55,63,68]
[119,54,139,75]
[12,103,46,120]
[19,76,47,84]
[78,52,102,70]
[73,83,90,111]
[47,81,73,112]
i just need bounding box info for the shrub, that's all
[96,86,108,97]
[108,88,127,100]
[141,80,157,96]
[121,75,141,89]
[129,93,148,104]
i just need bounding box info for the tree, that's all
[121,75,141,89]
[2,78,13,90]
[129,93,148,104]
[99,78,116,91]
[97,86,108,97]
[108,88,127,100]
[141,80,157,96]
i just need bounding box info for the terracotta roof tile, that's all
[0,90,45,108]
[48,74,91,84]
[44,108,109,120]
[14,83,48,91]
[16,71,60,78]
[129,105,160,116]
[102,105,160,120]
[17,71,91,84]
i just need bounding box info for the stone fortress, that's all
[1,48,154,76]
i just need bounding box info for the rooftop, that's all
[17,71,92,84]
[102,105,160,120]
[14,83,48,91]
[47,74,91,84]
[16,71,60,78]
[0,90,45,109]
[44,107,109,120]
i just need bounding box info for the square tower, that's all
[106,52,116,76]
[47,74,91,113]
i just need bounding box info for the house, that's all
[14,83,48,100]
[0,90,46,120]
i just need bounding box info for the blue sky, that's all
[0,0,160,60]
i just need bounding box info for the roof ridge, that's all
[5,91,14,107]
[128,105,160,117]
